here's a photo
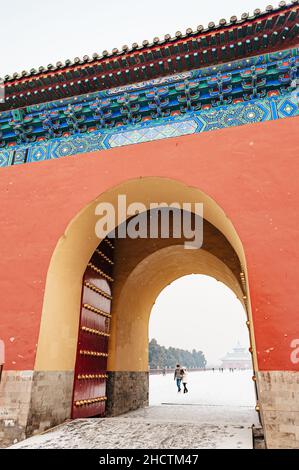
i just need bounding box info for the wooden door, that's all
[72,238,114,418]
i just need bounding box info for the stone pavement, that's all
[10,404,259,449]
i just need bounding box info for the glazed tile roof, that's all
[1,1,298,110]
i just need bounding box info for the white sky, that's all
[149,275,250,366]
[0,0,274,77]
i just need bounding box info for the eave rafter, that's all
[0,47,297,148]
[1,1,298,111]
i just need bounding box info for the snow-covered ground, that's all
[10,416,255,449]
[149,369,256,407]
[10,371,259,449]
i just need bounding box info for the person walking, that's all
[174,364,182,392]
[181,367,188,394]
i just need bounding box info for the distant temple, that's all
[221,342,252,369]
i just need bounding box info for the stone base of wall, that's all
[0,370,74,447]
[26,371,74,438]
[0,370,33,448]
[106,371,149,416]
[258,371,299,449]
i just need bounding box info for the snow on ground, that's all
[149,369,257,407]
[10,371,259,449]
[10,417,254,449]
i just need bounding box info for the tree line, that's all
[149,338,207,369]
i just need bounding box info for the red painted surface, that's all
[72,240,113,418]
[0,117,298,371]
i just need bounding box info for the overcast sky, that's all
[149,275,250,366]
[0,0,273,77]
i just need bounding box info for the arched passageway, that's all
[30,177,258,432]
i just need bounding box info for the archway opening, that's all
[32,177,259,439]
[148,274,257,421]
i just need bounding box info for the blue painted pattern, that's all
[0,91,297,168]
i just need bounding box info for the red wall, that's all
[0,117,298,371]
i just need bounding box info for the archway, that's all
[31,177,257,433]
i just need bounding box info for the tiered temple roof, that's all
[221,342,252,368]
[1,1,298,110]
